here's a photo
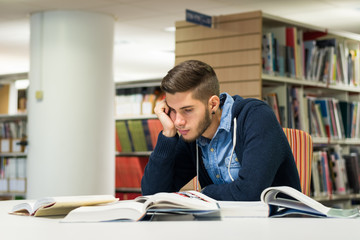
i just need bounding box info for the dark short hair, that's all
[161,60,220,103]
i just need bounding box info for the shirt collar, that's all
[197,93,233,146]
[218,92,233,132]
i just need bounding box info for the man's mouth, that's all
[178,129,189,135]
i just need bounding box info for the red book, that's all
[321,151,333,195]
[115,156,144,188]
[147,119,163,149]
[115,156,129,188]
[286,27,297,76]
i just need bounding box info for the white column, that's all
[27,10,115,199]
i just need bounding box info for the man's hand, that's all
[154,99,177,137]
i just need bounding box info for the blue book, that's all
[314,99,332,137]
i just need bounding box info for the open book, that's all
[62,191,219,222]
[261,186,360,218]
[9,195,118,217]
[214,186,360,219]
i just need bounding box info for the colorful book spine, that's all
[115,121,133,152]
[127,120,148,152]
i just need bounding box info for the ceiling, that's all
[1,0,360,82]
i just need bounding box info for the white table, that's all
[1,200,359,240]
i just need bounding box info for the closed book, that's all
[115,156,131,188]
[315,99,332,138]
[267,26,286,76]
[0,84,10,114]
[316,39,337,84]
[350,102,359,138]
[266,92,282,125]
[147,119,163,149]
[330,150,348,194]
[313,103,327,137]
[115,121,133,152]
[343,153,360,193]
[321,151,332,195]
[116,156,143,189]
[327,99,338,138]
[115,128,122,152]
[127,120,148,152]
[141,119,154,151]
[339,101,351,138]
[311,151,322,197]
[303,40,316,80]
[332,99,345,139]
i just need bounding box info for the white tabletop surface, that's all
[1,199,359,240]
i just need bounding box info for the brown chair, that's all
[283,128,313,196]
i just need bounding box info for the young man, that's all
[141,60,301,201]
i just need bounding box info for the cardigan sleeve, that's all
[141,132,196,195]
[202,102,300,201]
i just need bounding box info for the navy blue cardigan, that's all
[141,95,301,201]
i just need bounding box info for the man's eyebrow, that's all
[180,105,194,110]
[165,99,194,110]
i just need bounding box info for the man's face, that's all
[166,91,212,142]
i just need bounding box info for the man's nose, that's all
[174,113,185,126]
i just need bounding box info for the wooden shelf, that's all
[115,187,141,193]
[0,192,26,200]
[262,74,360,93]
[0,113,27,120]
[0,152,27,158]
[313,193,360,202]
[116,151,152,157]
[312,137,360,146]
[115,114,157,121]
[115,79,161,89]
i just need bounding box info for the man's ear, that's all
[208,95,220,113]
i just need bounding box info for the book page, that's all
[10,201,36,216]
[142,191,219,213]
[61,200,145,222]
[261,186,330,215]
[35,195,117,217]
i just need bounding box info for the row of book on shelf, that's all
[264,86,360,140]
[0,120,27,153]
[115,86,164,117]
[262,26,360,87]
[311,145,360,198]
[115,119,163,153]
[0,157,26,194]
[115,156,147,200]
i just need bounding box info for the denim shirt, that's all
[196,93,240,184]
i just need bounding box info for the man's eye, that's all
[184,109,192,113]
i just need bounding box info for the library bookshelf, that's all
[114,79,163,200]
[175,10,360,207]
[0,73,28,200]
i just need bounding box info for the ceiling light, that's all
[164,26,175,32]
[15,79,29,89]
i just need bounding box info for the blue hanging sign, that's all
[186,9,213,28]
